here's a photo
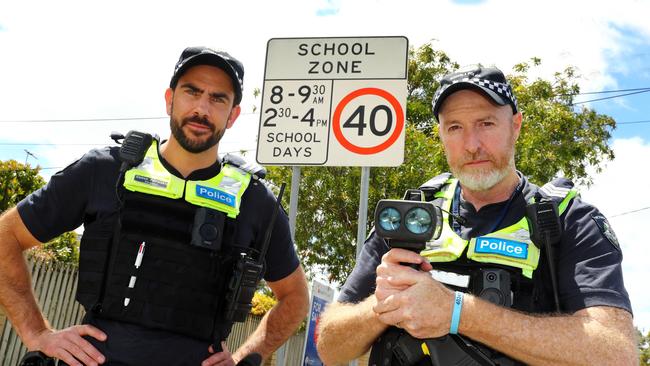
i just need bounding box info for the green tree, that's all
[0,160,46,211]
[511,59,615,186]
[639,327,650,365]
[266,42,616,285]
[0,160,79,264]
[28,231,80,264]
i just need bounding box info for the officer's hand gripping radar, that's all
[371,190,496,366]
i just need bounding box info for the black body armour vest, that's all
[76,191,242,341]
[75,154,256,343]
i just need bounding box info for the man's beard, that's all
[449,143,516,192]
[170,114,226,154]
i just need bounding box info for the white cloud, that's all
[580,137,650,331]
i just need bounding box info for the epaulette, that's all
[418,173,452,201]
[537,177,575,201]
[222,153,267,180]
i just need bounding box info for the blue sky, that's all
[1,0,649,332]
[593,27,650,140]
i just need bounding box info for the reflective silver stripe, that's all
[239,162,257,171]
[218,176,242,195]
[540,184,570,198]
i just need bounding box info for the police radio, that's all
[114,130,153,172]
[211,183,287,354]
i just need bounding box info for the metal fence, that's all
[0,257,308,366]
[0,257,85,366]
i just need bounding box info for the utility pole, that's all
[24,149,37,165]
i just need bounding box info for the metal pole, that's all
[356,167,371,260]
[277,166,301,366]
[350,168,370,366]
[289,166,301,241]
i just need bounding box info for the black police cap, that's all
[432,65,518,120]
[170,46,244,105]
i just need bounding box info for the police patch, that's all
[196,185,236,207]
[474,237,528,259]
[591,214,620,250]
[134,174,168,189]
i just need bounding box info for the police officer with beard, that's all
[0,46,309,366]
[317,66,636,365]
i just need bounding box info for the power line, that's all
[0,111,259,123]
[0,116,167,123]
[617,120,650,125]
[8,147,257,170]
[571,89,650,105]
[610,206,650,218]
[562,87,650,96]
[2,120,650,148]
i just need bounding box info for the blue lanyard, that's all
[451,179,523,235]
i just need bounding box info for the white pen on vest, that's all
[124,241,146,306]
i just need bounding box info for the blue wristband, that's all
[449,291,464,335]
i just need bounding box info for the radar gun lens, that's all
[378,207,401,231]
[405,208,432,234]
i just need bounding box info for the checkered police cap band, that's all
[432,66,519,120]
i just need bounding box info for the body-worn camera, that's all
[374,189,443,252]
[191,207,225,251]
[473,268,512,307]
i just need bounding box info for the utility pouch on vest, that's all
[18,351,57,366]
[369,327,495,366]
[526,198,563,312]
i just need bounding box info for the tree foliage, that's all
[265,42,616,285]
[639,328,650,365]
[27,231,80,264]
[510,59,615,186]
[0,160,46,212]
[1,160,79,264]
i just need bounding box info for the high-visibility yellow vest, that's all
[420,178,577,278]
[123,139,251,218]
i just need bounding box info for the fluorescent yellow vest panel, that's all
[420,178,575,279]
[123,140,251,218]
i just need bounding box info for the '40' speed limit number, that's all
[332,87,404,155]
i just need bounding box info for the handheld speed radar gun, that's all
[374,189,443,254]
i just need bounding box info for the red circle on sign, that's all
[332,87,404,155]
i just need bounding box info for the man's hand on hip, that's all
[29,325,107,366]
[202,341,236,366]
